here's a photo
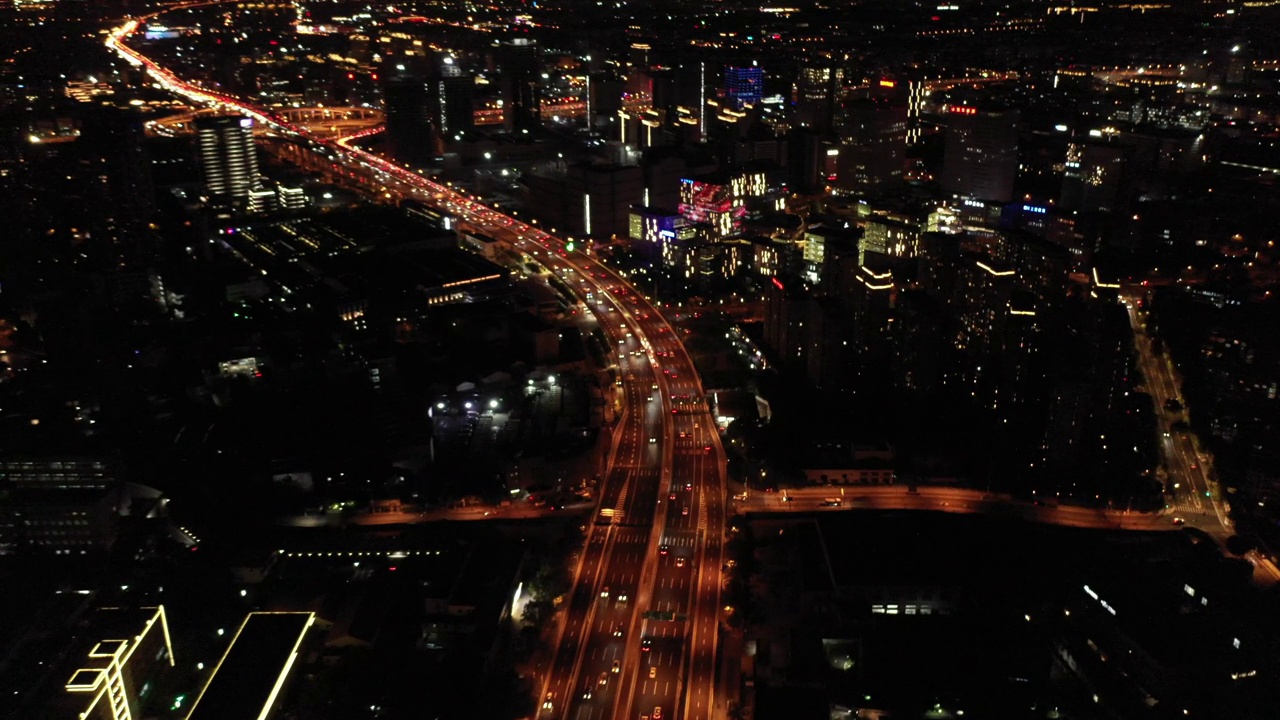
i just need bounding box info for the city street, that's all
[1122,292,1232,533]
[102,11,1280,720]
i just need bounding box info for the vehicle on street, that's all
[675,557,686,568]
[612,660,621,673]
[649,666,657,679]
[601,586,610,598]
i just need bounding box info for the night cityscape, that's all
[2,0,1280,718]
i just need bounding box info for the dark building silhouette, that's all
[941,106,1019,203]
[499,39,541,132]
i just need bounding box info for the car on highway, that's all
[1172,517,1186,525]
[618,592,628,603]
[601,586,610,598]
[542,693,554,711]
[612,660,621,673]
[682,506,689,516]
[675,557,686,568]
[598,671,608,686]
[613,625,624,637]
[649,666,657,679]
[582,687,592,700]
[649,437,657,444]
[659,545,669,555]
[641,638,652,652]
[653,707,663,720]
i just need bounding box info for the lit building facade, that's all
[63,606,175,720]
[677,171,767,238]
[195,115,260,210]
[724,65,764,110]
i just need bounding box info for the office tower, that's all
[805,295,854,391]
[677,170,767,238]
[184,612,316,720]
[763,275,808,365]
[382,76,433,163]
[499,38,541,132]
[247,186,277,214]
[861,216,919,263]
[954,254,1017,359]
[195,115,260,210]
[724,65,764,110]
[940,106,1019,203]
[847,262,897,389]
[0,455,121,554]
[835,96,908,195]
[568,164,644,238]
[587,72,623,131]
[1060,139,1130,215]
[891,289,946,394]
[54,607,176,720]
[795,64,845,133]
[276,184,307,210]
[78,105,154,222]
[1059,138,1141,252]
[787,128,826,194]
[425,59,475,141]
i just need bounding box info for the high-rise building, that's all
[499,39,541,132]
[794,64,845,133]
[763,276,808,365]
[835,96,908,194]
[677,170,767,238]
[56,606,176,720]
[724,65,764,110]
[382,76,433,163]
[195,115,260,211]
[77,105,154,241]
[940,106,1019,203]
[425,66,475,141]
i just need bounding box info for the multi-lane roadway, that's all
[107,7,730,720]
[1121,292,1231,532]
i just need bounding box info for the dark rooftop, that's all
[186,612,313,720]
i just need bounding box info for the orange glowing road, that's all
[108,6,729,720]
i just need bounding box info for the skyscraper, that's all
[427,72,476,141]
[940,106,1019,203]
[499,39,541,132]
[382,76,433,163]
[724,66,764,110]
[835,96,907,194]
[794,64,845,133]
[195,115,260,211]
